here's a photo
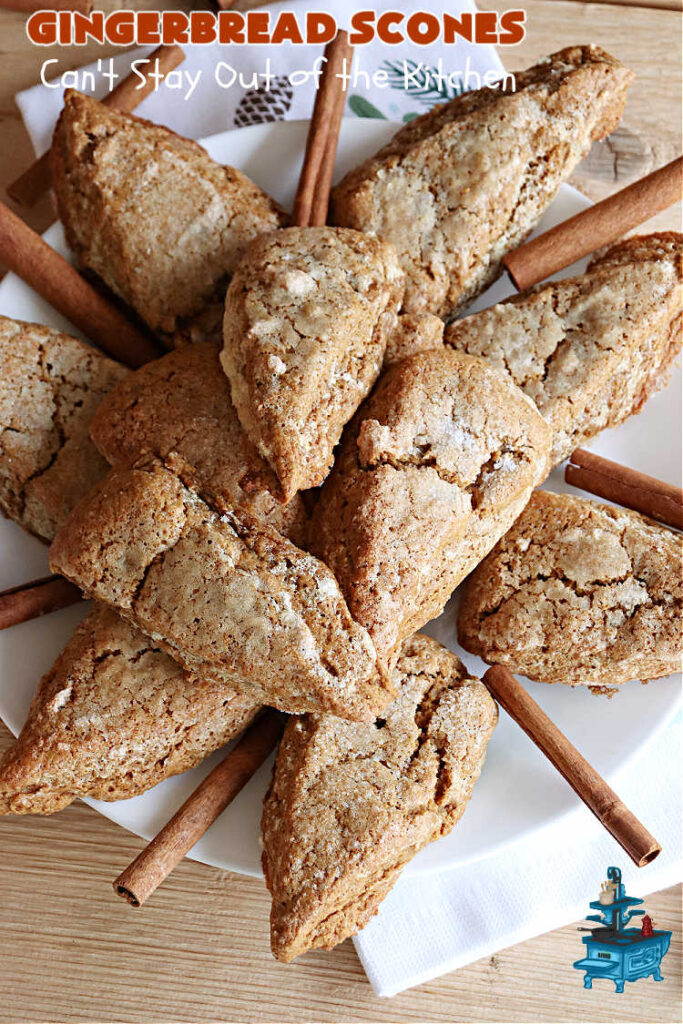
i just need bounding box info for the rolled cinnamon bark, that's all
[8,45,186,208]
[566,449,683,531]
[0,575,82,632]
[113,710,284,906]
[0,200,159,367]
[292,31,353,227]
[309,57,351,227]
[504,157,683,290]
[483,665,661,867]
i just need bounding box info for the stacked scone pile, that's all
[0,46,681,963]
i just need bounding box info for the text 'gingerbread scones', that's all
[458,491,683,688]
[0,604,261,815]
[445,233,683,466]
[90,343,307,546]
[0,315,127,542]
[51,90,286,344]
[262,633,498,961]
[311,349,551,669]
[221,226,404,501]
[332,46,632,319]
[49,455,393,721]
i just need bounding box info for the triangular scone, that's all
[310,349,551,670]
[0,315,127,542]
[51,90,286,343]
[458,491,683,688]
[90,343,307,547]
[221,226,404,501]
[262,633,498,961]
[50,455,393,721]
[332,46,632,319]
[445,233,683,466]
[0,604,261,815]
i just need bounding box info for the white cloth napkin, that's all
[13,8,681,999]
[15,0,503,157]
[354,713,682,997]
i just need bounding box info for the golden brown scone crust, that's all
[458,491,683,687]
[51,90,286,341]
[221,226,404,501]
[90,343,307,546]
[0,315,127,542]
[445,232,683,466]
[50,454,393,720]
[0,604,261,815]
[310,349,551,668]
[384,312,445,368]
[262,633,498,961]
[332,46,633,319]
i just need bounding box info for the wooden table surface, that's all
[0,1,681,1021]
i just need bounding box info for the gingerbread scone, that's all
[51,90,286,345]
[445,233,683,466]
[0,604,261,815]
[0,315,127,542]
[90,343,307,546]
[458,491,683,688]
[50,455,393,721]
[221,226,404,501]
[310,349,551,670]
[262,633,498,961]
[332,46,632,319]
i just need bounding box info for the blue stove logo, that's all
[573,866,672,994]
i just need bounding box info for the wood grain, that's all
[0,2,681,1020]
[577,1,681,10]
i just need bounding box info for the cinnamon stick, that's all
[566,449,683,530]
[8,45,186,209]
[503,156,683,291]
[0,574,82,631]
[309,57,350,227]
[0,200,159,367]
[483,665,661,867]
[113,709,285,906]
[0,0,91,12]
[292,31,353,227]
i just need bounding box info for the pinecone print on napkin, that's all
[233,76,294,127]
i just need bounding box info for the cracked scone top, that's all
[0,604,261,815]
[310,349,551,669]
[332,45,633,319]
[262,633,498,961]
[49,454,393,721]
[90,343,307,547]
[458,491,683,688]
[383,311,445,368]
[0,315,127,542]
[445,233,683,466]
[221,226,404,501]
[51,90,286,342]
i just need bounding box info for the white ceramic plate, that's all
[0,120,680,878]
